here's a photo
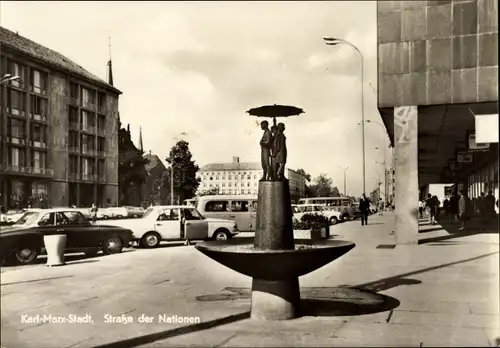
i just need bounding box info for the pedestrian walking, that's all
[443,198,450,221]
[418,200,424,219]
[359,194,370,226]
[485,190,496,223]
[449,193,459,224]
[91,203,98,223]
[378,199,384,215]
[458,191,469,231]
[425,194,437,224]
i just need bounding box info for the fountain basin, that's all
[195,238,355,280]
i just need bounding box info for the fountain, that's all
[195,105,356,320]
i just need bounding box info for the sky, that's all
[1,1,389,195]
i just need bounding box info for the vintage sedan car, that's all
[0,208,133,266]
[97,205,239,248]
[293,204,342,225]
[0,209,27,224]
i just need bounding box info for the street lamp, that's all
[0,74,20,85]
[338,166,349,196]
[324,37,365,195]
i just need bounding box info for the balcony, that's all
[8,136,27,145]
[0,165,53,177]
[5,108,26,118]
[69,122,80,130]
[81,173,97,182]
[30,113,48,123]
[69,173,81,181]
[82,101,96,111]
[30,140,48,149]
[68,145,79,154]
[81,124,97,134]
[82,147,97,156]
[30,85,48,96]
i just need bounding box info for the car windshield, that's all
[6,210,24,215]
[313,206,323,212]
[142,207,155,219]
[13,211,40,226]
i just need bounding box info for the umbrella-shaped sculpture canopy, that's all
[247,104,304,118]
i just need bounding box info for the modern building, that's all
[0,26,121,209]
[143,151,168,205]
[197,157,307,202]
[377,0,498,243]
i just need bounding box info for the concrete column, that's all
[76,183,80,207]
[393,106,419,245]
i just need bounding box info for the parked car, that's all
[0,208,133,266]
[106,207,129,219]
[123,206,145,218]
[0,209,27,224]
[96,205,239,248]
[196,195,258,232]
[293,204,342,225]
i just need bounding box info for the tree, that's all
[295,168,311,182]
[197,188,219,196]
[164,140,200,203]
[308,174,341,197]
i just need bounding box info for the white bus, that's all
[297,197,357,221]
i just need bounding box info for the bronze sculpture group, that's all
[260,120,287,181]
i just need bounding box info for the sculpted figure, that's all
[259,120,273,180]
[269,125,278,181]
[274,123,287,180]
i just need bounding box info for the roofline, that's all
[0,42,122,95]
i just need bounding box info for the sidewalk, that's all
[1,212,498,347]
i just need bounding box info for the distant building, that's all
[197,157,306,202]
[118,125,146,206]
[143,151,168,205]
[0,26,121,209]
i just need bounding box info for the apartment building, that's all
[0,27,121,209]
[197,157,307,202]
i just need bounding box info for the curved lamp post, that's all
[339,166,349,196]
[324,37,365,195]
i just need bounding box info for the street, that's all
[1,213,499,347]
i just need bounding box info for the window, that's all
[39,213,55,226]
[222,183,226,187]
[63,211,86,224]
[31,69,46,93]
[10,148,20,166]
[240,189,244,194]
[68,106,78,124]
[157,208,180,221]
[82,87,94,106]
[204,201,229,212]
[31,95,47,116]
[222,176,225,180]
[209,177,213,180]
[81,110,94,127]
[98,115,106,130]
[10,61,25,88]
[9,90,25,114]
[98,137,106,152]
[228,183,232,187]
[182,208,203,220]
[235,175,239,179]
[69,82,79,98]
[31,123,45,143]
[254,175,257,179]
[98,159,105,177]
[247,182,250,187]
[68,131,78,147]
[247,176,251,180]
[9,119,25,138]
[228,175,232,180]
[98,92,106,111]
[32,151,46,171]
[69,155,78,173]
[231,201,249,212]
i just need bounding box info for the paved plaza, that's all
[1,212,499,347]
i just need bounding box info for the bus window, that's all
[297,199,306,205]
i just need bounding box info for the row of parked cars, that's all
[0,204,239,266]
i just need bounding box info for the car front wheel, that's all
[13,246,39,264]
[329,216,338,225]
[102,236,123,255]
[213,229,230,241]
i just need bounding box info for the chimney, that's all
[232,156,240,164]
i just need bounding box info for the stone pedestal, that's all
[43,234,67,266]
[394,106,419,245]
[252,180,299,320]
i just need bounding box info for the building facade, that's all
[377,0,498,243]
[196,157,307,202]
[143,152,168,205]
[0,27,121,209]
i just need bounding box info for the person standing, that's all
[449,193,458,224]
[458,191,469,231]
[274,123,287,180]
[91,203,98,223]
[418,200,424,219]
[443,198,450,221]
[259,121,273,181]
[485,190,496,223]
[425,193,437,224]
[359,194,370,226]
[269,125,278,180]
